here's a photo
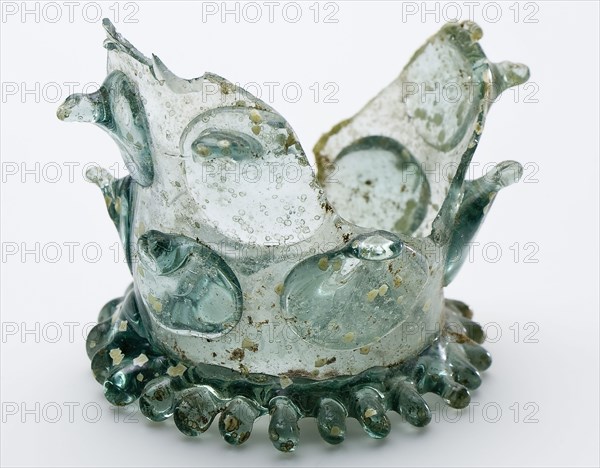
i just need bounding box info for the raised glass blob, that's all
[59,20,529,451]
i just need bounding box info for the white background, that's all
[1,1,598,466]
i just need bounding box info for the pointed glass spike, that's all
[414,355,471,409]
[91,347,115,385]
[139,376,176,422]
[456,316,486,344]
[103,375,137,407]
[86,320,114,360]
[490,61,531,100]
[218,396,263,445]
[445,298,474,319]
[445,304,486,344]
[436,378,471,409]
[462,342,493,371]
[351,387,390,439]
[388,378,431,427]
[96,296,123,323]
[445,161,523,284]
[268,397,301,452]
[447,345,482,390]
[173,386,225,437]
[86,166,134,269]
[57,71,154,186]
[316,398,347,445]
[56,89,103,122]
[89,325,145,384]
[103,355,170,406]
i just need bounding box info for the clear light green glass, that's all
[58,19,529,451]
